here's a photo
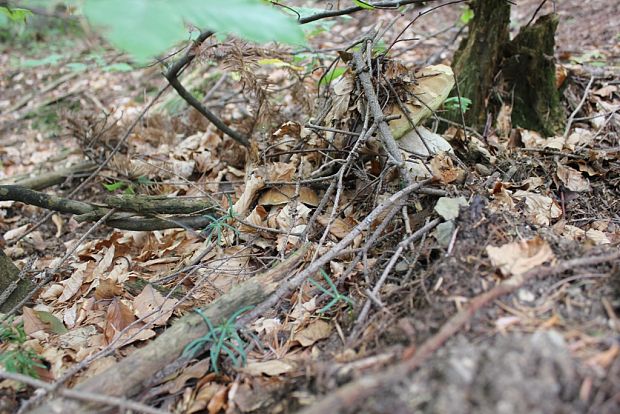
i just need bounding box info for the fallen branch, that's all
[0,185,217,231]
[0,161,97,191]
[26,244,309,414]
[297,250,620,414]
[164,31,250,147]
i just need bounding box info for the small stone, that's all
[517,289,535,303]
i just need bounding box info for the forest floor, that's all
[0,1,619,414]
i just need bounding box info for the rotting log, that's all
[0,249,33,313]
[27,244,309,414]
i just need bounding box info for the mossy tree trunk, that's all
[452,0,510,128]
[501,14,564,135]
[451,0,564,136]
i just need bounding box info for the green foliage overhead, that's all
[83,0,306,64]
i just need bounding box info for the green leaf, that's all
[67,62,88,72]
[186,0,305,45]
[84,0,188,65]
[83,0,305,64]
[319,66,347,86]
[103,62,134,72]
[22,54,64,68]
[352,0,375,10]
[460,7,474,24]
[443,96,472,113]
[0,7,33,23]
[35,311,68,335]
[103,181,125,192]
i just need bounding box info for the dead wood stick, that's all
[0,185,217,231]
[0,161,97,191]
[104,194,215,215]
[297,250,620,414]
[164,30,250,147]
[26,244,309,414]
[353,47,412,184]
[1,371,168,414]
[298,0,432,24]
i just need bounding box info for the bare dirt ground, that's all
[0,1,619,413]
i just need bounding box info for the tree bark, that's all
[501,14,564,135]
[452,0,510,129]
[452,1,564,135]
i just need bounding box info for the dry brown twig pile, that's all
[0,2,619,413]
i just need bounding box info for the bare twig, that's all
[353,44,412,184]
[298,0,433,24]
[351,218,441,335]
[0,371,168,414]
[563,75,595,139]
[163,30,250,147]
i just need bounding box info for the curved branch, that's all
[298,0,432,24]
[164,31,250,147]
[0,185,217,231]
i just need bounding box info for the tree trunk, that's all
[501,14,564,135]
[452,0,510,129]
[451,0,564,136]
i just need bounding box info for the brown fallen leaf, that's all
[133,284,177,326]
[486,237,556,276]
[22,307,48,335]
[556,162,591,192]
[293,319,332,347]
[104,298,134,343]
[241,359,297,376]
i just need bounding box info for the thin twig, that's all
[298,0,434,25]
[563,76,595,139]
[163,31,249,147]
[0,371,168,414]
[351,218,441,335]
